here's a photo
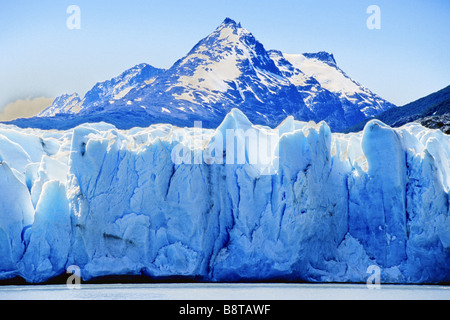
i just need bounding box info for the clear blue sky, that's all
[1,0,449,112]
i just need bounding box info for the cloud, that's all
[0,97,54,121]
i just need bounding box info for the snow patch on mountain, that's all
[283,53,362,95]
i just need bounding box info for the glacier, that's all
[0,109,449,284]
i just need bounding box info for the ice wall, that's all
[0,110,448,283]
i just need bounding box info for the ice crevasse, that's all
[0,108,448,283]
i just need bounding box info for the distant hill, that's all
[345,85,450,133]
[417,98,450,134]
[419,113,450,134]
[421,97,450,117]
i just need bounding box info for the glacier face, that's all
[0,109,449,284]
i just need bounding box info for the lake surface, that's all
[0,283,449,300]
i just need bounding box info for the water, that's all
[0,283,448,300]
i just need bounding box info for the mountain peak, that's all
[221,17,241,28]
[213,18,246,38]
[303,51,337,66]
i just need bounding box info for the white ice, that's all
[0,109,448,284]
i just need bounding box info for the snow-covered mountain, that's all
[39,63,165,117]
[0,109,448,283]
[269,50,394,129]
[18,18,395,132]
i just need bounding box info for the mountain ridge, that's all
[345,85,450,133]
